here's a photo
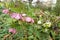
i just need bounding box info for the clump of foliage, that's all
[52,0,60,16]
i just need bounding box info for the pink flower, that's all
[10,13,17,18]
[25,17,32,22]
[31,19,34,23]
[15,14,22,20]
[2,9,9,14]
[9,28,16,34]
[10,13,22,20]
[25,17,34,23]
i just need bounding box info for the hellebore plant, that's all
[2,9,35,37]
[1,7,60,40]
[2,9,35,23]
[1,1,60,40]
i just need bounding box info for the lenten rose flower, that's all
[37,20,42,24]
[25,17,32,22]
[43,21,51,27]
[10,13,17,18]
[10,13,22,20]
[2,9,9,14]
[15,14,22,20]
[9,28,16,34]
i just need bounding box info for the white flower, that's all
[43,21,51,27]
[46,21,51,27]
[45,29,48,32]
[39,15,42,17]
[22,14,26,17]
[37,20,42,24]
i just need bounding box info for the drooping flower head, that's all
[9,28,16,34]
[25,17,32,22]
[2,9,9,14]
[25,17,34,23]
[15,13,22,20]
[10,13,22,20]
[10,13,17,18]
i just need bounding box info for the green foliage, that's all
[0,1,60,40]
[5,1,28,13]
[52,0,60,16]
